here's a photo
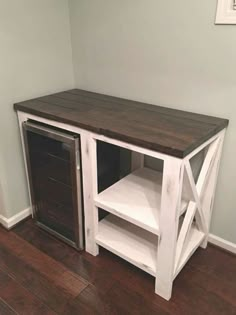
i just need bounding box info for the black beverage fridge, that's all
[23,121,84,250]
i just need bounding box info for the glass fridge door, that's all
[23,121,83,250]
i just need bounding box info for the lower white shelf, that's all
[96,214,158,276]
[96,214,205,280]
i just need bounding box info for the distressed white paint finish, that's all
[175,201,196,273]
[200,131,225,248]
[155,157,184,300]
[96,167,161,235]
[186,135,223,250]
[92,133,172,161]
[17,112,34,216]
[174,225,205,278]
[16,111,86,134]
[80,133,99,255]
[95,167,188,235]
[195,138,221,197]
[16,111,227,300]
[184,161,207,234]
[175,133,223,271]
[96,214,158,276]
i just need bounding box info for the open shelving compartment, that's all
[94,140,204,275]
[88,130,224,300]
[96,214,158,276]
[96,213,204,278]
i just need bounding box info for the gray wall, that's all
[0,0,74,217]
[69,0,236,243]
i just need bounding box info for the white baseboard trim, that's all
[0,207,31,229]
[209,234,236,255]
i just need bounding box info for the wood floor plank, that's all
[0,227,88,313]
[0,228,87,294]
[188,245,236,282]
[0,269,55,315]
[172,270,236,315]
[12,220,117,292]
[0,298,17,315]
[64,284,171,315]
[12,219,236,315]
[63,285,116,315]
[182,264,236,308]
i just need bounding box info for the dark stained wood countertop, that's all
[14,89,229,158]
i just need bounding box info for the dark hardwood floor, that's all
[0,219,235,315]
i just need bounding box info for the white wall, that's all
[69,0,236,243]
[0,0,74,217]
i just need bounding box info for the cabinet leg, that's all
[155,157,183,300]
[80,133,99,256]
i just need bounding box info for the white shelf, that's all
[95,167,188,235]
[96,214,205,280]
[96,214,158,276]
[174,225,205,279]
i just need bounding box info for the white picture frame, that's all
[215,0,236,24]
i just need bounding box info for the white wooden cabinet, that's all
[16,90,227,301]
